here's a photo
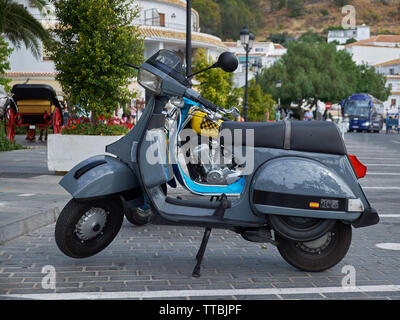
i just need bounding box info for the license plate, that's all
[353,125,358,128]
[29,125,35,129]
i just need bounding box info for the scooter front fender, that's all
[59,155,141,200]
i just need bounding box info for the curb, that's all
[0,206,62,245]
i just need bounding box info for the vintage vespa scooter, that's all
[55,50,379,277]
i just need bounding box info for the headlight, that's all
[364,122,370,126]
[138,69,162,94]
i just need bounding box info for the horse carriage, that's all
[3,84,63,142]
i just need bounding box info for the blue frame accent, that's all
[171,98,245,195]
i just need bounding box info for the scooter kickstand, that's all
[193,228,212,278]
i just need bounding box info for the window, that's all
[388,83,393,90]
[390,68,395,75]
[255,48,264,52]
[391,99,396,106]
[159,13,165,27]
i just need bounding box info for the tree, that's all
[298,30,325,43]
[287,0,304,17]
[0,0,52,58]
[49,0,144,120]
[268,32,290,44]
[215,0,261,40]
[357,64,390,101]
[258,41,389,117]
[192,49,240,109]
[333,0,351,7]
[192,0,221,37]
[0,36,13,91]
[247,79,276,121]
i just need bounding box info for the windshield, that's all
[146,49,188,86]
[344,100,370,117]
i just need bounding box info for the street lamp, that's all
[252,61,262,84]
[240,27,254,122]
[276,80,282,110]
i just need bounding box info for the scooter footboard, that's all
[59,155,141,200]
[250,156,365,221]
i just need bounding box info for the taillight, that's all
[348,155,367,179]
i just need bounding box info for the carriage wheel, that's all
[4,108,16,142]
[53,107,62,134]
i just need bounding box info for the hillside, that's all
[193,0,400,41]
[258,0,400,40]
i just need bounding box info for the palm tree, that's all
[0,0,52,58]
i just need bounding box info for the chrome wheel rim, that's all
[298,232,333,254]
[75,207,108,241]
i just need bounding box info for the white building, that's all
[5,0,227,94]
[327,25,370,44]
[223,41,287,88]
[374,58,400,113]
[343,35,400,66]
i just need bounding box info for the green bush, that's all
[0,122,24,151]
[320,9,329,16]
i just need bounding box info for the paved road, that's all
[0,136,69,243]
[0,132,400,300]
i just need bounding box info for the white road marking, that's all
[363,164,400,166]
[358,158,400,161]
[2,285,400,300]
[362,187,400,190]
[367,172,400,176]
[379,214,400,218]
[17,193,35,197]
[392,141,400,144]
[376,243,400,250]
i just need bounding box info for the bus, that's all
[341,93,384,133]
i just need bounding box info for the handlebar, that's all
[184,88,223,114]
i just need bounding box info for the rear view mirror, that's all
[215,52,238,73]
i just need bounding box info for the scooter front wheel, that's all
[55,198,124,258]
[276,221,352,272]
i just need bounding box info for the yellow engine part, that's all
[17,99,54,114]
[190,110,222,138]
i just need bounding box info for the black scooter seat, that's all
[220,120,347,155]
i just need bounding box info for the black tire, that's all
[124,183,167,226]
[55,198,124,258]
[276,221,352,272]
[124,207,152,225]
[267,215,337,242]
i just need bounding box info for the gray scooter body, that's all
[59,56,378,230]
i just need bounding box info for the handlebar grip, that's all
[195,95,221,113]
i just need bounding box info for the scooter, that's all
[55,50,379,277]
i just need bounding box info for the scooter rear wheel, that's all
[276,221,352,272]
[55,198,124,258]
[124,207,152,225]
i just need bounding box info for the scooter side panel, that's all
[59,155,139,200]
[249,149,367,221]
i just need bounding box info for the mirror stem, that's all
[187,63,217,79]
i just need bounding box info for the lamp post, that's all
[186,0,192,79]
[240,27,254,122]
[252,61,262,84]
[276,80,282,110]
